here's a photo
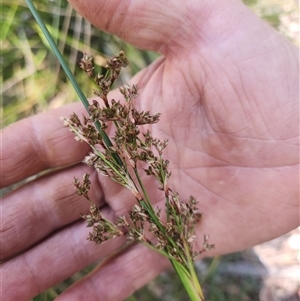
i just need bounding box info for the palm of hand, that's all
[117,35,298,254]
[2,1,298,300]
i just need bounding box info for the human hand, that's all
[2,0,298,300]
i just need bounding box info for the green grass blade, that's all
[25,0,122,165]
[25,0,89,110]
[1,4,18,41]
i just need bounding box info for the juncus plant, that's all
[26,1,213,300]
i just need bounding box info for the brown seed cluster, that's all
[67,52,214,272]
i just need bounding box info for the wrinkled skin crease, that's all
[1,0,299,300]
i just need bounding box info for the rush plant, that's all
[26,1,214,300]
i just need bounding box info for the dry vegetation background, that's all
[1,0,299,300]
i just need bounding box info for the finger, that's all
[56,243,170,301]
[3,207,126,301]
[67,0,227,53]
[1,164,104,261]
[1,102,89,188]
[0,63,159,189]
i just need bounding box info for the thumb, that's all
[67,0,226,53]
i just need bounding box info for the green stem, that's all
[172,259,204,301]
[25,0,88,109]
[25,0,122,165]
[165,194,170,223]
[91,146,125,178]
[132,168,169,240]
[139,238,203,301]
[185,243,205,300]
[134,167,204,300]
[133,167,152,208]
[134,168,191,268]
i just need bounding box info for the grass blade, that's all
[25,0,121,162]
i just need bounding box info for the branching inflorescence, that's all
[64,51,214,301]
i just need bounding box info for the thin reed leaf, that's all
[25,0,121,161]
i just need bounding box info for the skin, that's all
[1,0,299,300]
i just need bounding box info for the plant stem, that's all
[134,168,204,300]
[25,0,122,165]
[172,259,204,301]
[133,167,152,208]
